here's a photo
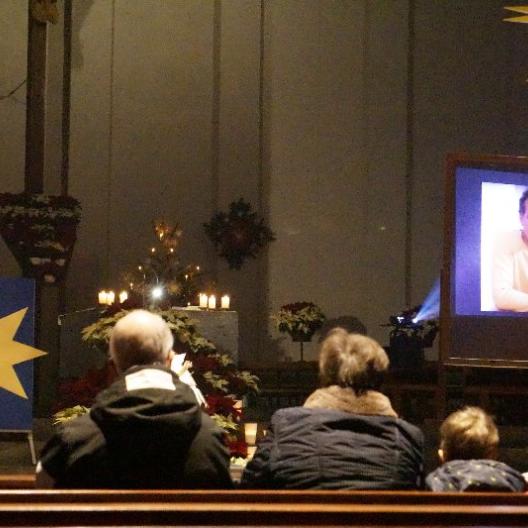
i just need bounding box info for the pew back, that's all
[0,489,528,526]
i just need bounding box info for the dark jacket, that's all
[40,365,233,489]
[426,459,526,492]
[240,406,424,490]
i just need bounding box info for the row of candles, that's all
[98,289,231,310]
[98,290,128,305]
[198,293,230,310]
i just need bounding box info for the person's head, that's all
[519,189,528,236]
[438,406,499,463]
[318,328,389,393]
[109,309,174,373]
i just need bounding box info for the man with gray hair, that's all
[36,310,233,488]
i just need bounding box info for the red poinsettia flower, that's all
[206,394,241,417]
[227,438,248,458]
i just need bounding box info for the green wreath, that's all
[203,198,275,269]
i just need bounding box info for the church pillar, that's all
[25,0,72,416]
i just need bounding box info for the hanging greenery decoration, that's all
[204,198,275,269]
[0,193,81,284]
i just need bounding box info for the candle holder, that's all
[244,422,258,446]
[244,422,259,460]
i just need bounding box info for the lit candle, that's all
[151,286,163,299]
[119,290,128,304]
[98,290,107,305]
[199,293,208,308]
[244,422,258,445]
[107,290,115,305]
[208,295,216,309]
[221,295,230,310]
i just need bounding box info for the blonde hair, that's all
[318,328,389,392]
[109,310,173,372]
[440,406,499,461]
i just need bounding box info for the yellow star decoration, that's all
[0,308,47,399]
[504,6,528,23]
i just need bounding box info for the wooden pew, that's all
[0,489,527,526]
[0,475,34,490]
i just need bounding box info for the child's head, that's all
[439,406,499,463]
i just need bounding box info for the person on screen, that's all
[493,189,528,311]
[426,406,525,492]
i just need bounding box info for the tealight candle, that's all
[199,293,208,308]
[98,290,107,305]
[221,295,230,310]
[208,295,216,309]
[244,422,258,446]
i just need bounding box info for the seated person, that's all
[426,406,525,492]
[241,328,424,489]
[36,309,233,489]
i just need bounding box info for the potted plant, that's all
[0,192,81,283]
[384,305,439,369]
[54,308,259,440]
[273,301,326,342]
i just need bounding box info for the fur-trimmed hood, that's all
[304,385,397,417]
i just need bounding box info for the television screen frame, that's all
[442,152,528,368]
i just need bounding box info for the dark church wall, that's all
[2,0,528,367]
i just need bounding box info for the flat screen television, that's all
[442,153,528,367]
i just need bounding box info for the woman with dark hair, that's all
[241,328,424,490]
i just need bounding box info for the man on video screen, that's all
[493,189,528,311]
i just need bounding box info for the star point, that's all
[504,6,528,23]
[0,308,47,399]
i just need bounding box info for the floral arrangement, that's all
[54,308,259,437]
[203,198,275,269]
[273,301,326,341]
[385,305,439,358]
[123,219,202,308]
[0,193,81,283]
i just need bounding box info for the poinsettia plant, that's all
[272,301,326,341]
[54,308,258,437]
